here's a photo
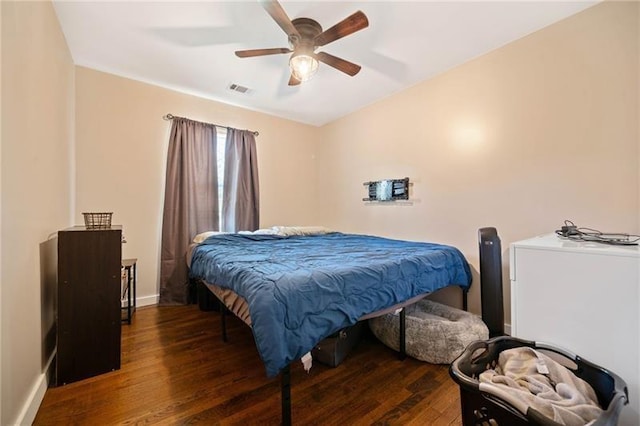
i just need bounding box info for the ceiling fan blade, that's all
[315,52,361,76]
[288,75,301,86]
[235,47,291,58]
[259,0,301,39]
[314,11,369,47]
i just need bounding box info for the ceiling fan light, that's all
[289,53,319,82]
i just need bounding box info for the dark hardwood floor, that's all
[34,304,463,425]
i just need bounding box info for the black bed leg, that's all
[399,308,406,360]
[281,365,291,426]
[221,305,228,343]
[462,288,469,312]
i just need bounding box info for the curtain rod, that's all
[162,113,259,136]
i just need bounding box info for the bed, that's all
[188,230,472,423]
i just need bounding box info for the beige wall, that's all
[75,68,320,305]
[1,1,75,424]
[0,1,637,423]
[316,1,639,321]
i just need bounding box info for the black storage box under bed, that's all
[450,336,628,426]
[312,321,365,367]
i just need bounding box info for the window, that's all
[216,128,226,223]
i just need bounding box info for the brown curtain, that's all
[160,117,218,305]
[222,129,260,232]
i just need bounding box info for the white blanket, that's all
[479,347,603,425]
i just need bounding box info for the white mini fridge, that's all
[510,233,639,425]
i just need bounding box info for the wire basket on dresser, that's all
[82,212,113,229]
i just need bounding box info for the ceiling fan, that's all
[235,0,369,86]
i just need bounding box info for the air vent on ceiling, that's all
[228,83,251,94]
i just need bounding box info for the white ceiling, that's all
[52,1,599,126]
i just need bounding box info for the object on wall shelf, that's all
[363,177,410,202]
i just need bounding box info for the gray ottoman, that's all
[369,299,489,364]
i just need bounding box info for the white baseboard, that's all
[12,350,55,426]
[504,323,512,336]
[136,294,158,307]
[120,294,159,309]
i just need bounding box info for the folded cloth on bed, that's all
[189,232,471,377]
[479,347,603,425]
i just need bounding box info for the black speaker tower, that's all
[478,227,504,337]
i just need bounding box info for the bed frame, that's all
[208,280,469,426]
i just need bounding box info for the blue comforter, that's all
[189,232,471,377]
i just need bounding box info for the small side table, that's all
[121,258,137,324]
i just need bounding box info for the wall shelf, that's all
[363,177,410,202]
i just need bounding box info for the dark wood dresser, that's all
[56,225,122,385]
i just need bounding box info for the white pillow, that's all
[252,228,280,235]
[193,227,331,242]
[192,231,228,243]
[271,226,333,237]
